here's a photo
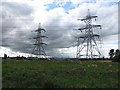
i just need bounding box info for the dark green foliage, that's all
[113,49,120,62]
[2,60,119,88]
[109,49,115,59]
[4,54,7,59]
[113,54,120,62]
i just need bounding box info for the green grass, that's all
[2,60,119,88]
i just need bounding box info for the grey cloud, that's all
[1,1,34,54]
[2,2,34,16]
[1,1,119,57]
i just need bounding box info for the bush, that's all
[113,53,120,62]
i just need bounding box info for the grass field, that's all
[2,60,119,88]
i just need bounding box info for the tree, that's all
[113,49,120,62]
[109,49,114,59]
[115,49,120,56]
[4,54,7,59]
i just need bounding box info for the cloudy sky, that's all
[0,0,119,58]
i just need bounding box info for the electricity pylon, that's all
[75,9,102,59]
[31,23,48,59]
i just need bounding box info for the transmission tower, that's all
[75,9,102,59]
[31,23,48,59]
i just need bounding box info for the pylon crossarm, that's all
[33,43,47,45]
[78,16,97,21]
[33,36,47,39]
[41,28,46,32]
[35,28,46,32]
[92,34,100,37]
[41,36,48,38]
[92,25,101,29]
[78,27,88,30]
[78,25,101,31]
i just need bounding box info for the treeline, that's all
[2,49,120,62]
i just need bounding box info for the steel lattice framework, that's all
[75,10,102,59]
[31,23,47,59]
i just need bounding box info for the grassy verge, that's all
[2,60,119,88]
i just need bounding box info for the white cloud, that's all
[0,47,30,57]
[58,47,77,58]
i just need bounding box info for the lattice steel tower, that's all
[31,23,47,59]
[75,10,102,59]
